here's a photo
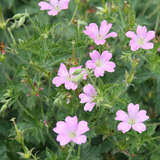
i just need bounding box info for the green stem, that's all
[66,144,74,160]
[119,7,125,30]
[69,3,79,25]
[8,28,16,45]
[77,145,81,160]
[16,99,34,119]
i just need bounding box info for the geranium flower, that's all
[79,84,97,112]
[83,20,117,45]
[38,0,70,16]
[53,116,89,146]
[115,103,149,133]
[52,63,87,90]
[126,25,155,51]
[85,50,116,77]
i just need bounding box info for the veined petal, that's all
[103,61,116,72]
[136,110,149,123]
[57,63,68,77]
[141,42,154,50]
[83,84,97,97]
[72,135,87,144]
[84,102,96,112]
[38,2,53,10]
[132,123,146,133]
[77,121,89,135]
[56,134,71,146]
[94,67,105,77]
[126,31,136,38]
[145,31,155,41]
[128,103,139,117]
[117,122,131,133]
[104,32,117,39]
[115,110,129,122]
[52,76,64,87]
[85,60,96,69]
[65,116,78,130]
[53,121,68,134]
[48,10,59,16]
[101,51,112,61]
[89,50,100,61]
[79,93,92,103]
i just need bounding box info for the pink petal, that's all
[141,42,154,50]
[115,110,129,122]
[64,81,77,90]
[83,84,97,97]
[128,103,139,116]
[94,39,106,45]
[77,121,89,135]
[145,31,155,41]
[38,2,52,10]
[57,63,68,77]
[104,32,117,39]
[50,0,58,6]
[101,51,112,61]
[59,0,70,9]
[48,10,59,16]
[72,135,87,144]
[52,76,64,87]
[103,61,116,72]
[56,134,71,146]
[136,110,149,123]
[117,122,131,133]
[137,25,147,37]
[85,60,96,69]
[89,50,100,61]
[125,31,136,38]
[79,93,92,103]
[53,121,68,134]
[130,40,139,51]
[132,123,146,133]
[83,23,99,39]
[84,102,96,112]
[94,67,105,77]
[65,116,78,130]
[69,66,82,75]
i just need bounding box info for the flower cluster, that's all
[38,1,154,146]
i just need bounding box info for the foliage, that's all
[0,0,160,160]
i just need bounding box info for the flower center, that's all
[97,34,103,40]
[128,118,136,125]
[137,37,144,45]
[69,131,76,139]
[95,59,102,67]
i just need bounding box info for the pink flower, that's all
[83,20,117,45]
[38,0,70,16]
[115,103,149,133]
[52,63,87,90]
[126,25,155,51]
[79,84,97,112]
[53,116,89,146]
[85,50,116,77]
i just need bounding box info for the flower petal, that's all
[128,103,139,117]
[115,110,128,122]
[77,121,89,135]
[132,123,146,133]
[103,61,116,72]
[53,121,68,134]
[79,93,92,103]
[84,102,96,112]
[104,32,117,39]
[64,81,77,90]
[52,76,64,87]
[38,2,52,10]
[85,60,96,69]
[101,51,112,61]
[65,116,78,131]
[125,31,136,38]
[141,42,154,50]
[136,110,149,123]
[72,135,87,144]
[59,0,70,10]
[56,134,71,146]
[94,67,105,77]
[99,20,110,36]
[145,31,155,41]
[69,66,82,75]
[89,50,100,61]
[83,84,97,97]
[117,122,131,133]
[48,10,59,16]
[57,63,68,77]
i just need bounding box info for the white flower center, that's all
[95,59,102,67]
[97,34,104,40]
[128,118,136,125]
[69,131,76,139]
[137,37,144,45]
